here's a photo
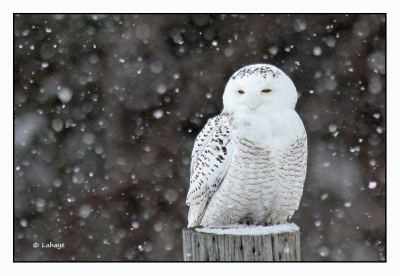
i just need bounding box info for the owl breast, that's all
[199,110,302,226]
[200,133,281,226]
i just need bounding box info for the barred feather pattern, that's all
[187,112,307,227]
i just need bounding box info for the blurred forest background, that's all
[14,14,385,261]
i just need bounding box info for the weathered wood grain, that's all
[182,225,300,261]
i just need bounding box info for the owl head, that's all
[222,64,298,113]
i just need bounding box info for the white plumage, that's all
[186,64,307,227]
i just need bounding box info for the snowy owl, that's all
[186,64,307,227]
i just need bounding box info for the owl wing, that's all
[275,128,307,220]
[187,113,234,227]
[190,113,227,176]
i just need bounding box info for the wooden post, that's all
[182,224,300,261]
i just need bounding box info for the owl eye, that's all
[262,89,272,93]
[238,90,245,94]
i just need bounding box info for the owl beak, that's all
[246,95,261,110]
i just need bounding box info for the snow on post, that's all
[182,223,301,261]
